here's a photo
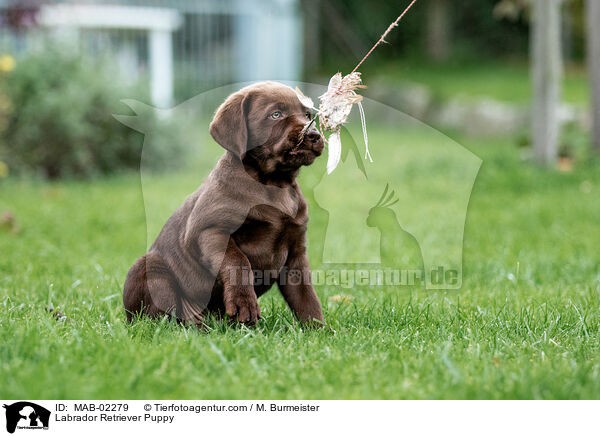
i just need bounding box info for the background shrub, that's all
[0,45,185,179]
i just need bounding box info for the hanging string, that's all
[357,102,372,162]
[350,0,420,74]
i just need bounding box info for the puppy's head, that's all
[209,82,324,174]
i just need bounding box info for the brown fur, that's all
[123,82,325,326]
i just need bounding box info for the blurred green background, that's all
[1,0,599,399]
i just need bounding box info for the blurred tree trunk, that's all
[561,4,573,64]
[426,0,451,62]
[531,0,563,166]
[587,0,600,154]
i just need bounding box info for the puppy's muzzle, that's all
[302,129,324,155]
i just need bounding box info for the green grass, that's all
[362,59,589,104]
[1,126,599,399]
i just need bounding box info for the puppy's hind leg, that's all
[123,252,180,322]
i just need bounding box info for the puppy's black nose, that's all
[305,129,322,144]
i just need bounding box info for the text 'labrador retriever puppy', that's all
[123,82,325,327]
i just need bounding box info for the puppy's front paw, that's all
[224,288,261,324]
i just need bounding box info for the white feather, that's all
[326,130,342,174]
[294,87,315,110]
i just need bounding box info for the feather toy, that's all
[295,0,419,174]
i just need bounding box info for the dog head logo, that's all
[3,402,50,433]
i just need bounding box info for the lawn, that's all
[1,125,599,399]
[360,59,589,105]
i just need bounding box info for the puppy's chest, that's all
[233,204,307,271]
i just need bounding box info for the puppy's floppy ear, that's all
[209,91,251,159]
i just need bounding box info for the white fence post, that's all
[150,29,174,108]
[38,4,181,108]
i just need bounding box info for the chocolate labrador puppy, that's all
[123,82,325,326]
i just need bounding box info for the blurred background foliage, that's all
[0,45,185,179]
[309,0,584,69]
[311,0,530,71]
[0,0,596,178]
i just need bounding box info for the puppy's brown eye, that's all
[270,111,282,119]
[305,111,312,118]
